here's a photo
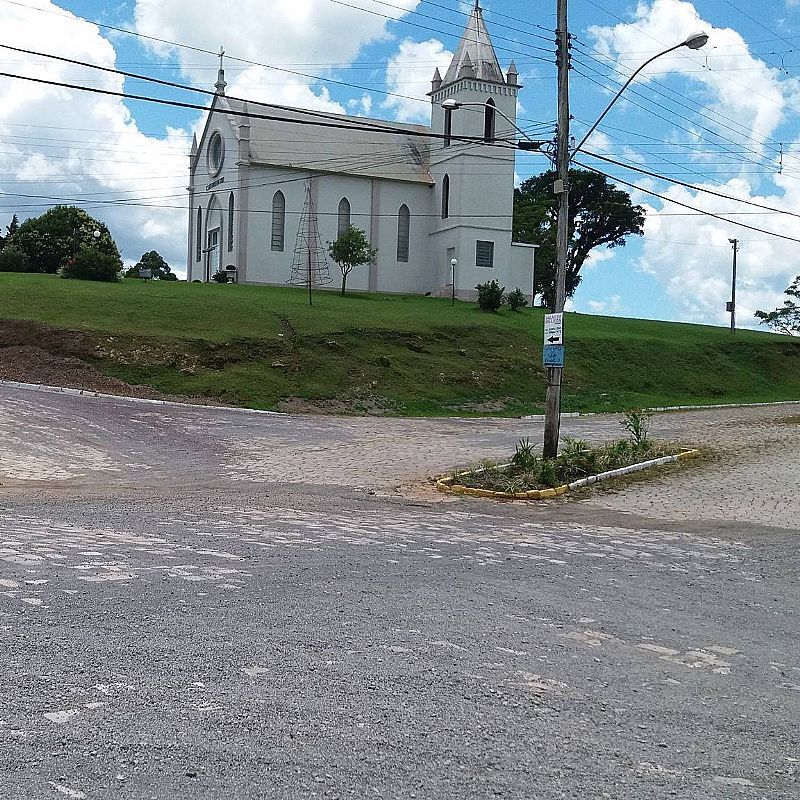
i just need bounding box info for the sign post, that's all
[543,312,564,368]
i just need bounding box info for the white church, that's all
[186,2,536,298]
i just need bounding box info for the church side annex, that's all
[186,2,537,299]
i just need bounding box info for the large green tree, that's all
[0,214,19,251]
[12,206,121,274]
[755,275,800,335]
[513,169,646,309]
[124,250,178,281]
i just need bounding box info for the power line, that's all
[574,159,800,244]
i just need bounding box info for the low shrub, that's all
[0,245,31,273]
[211,270,229,283]
[60,247,121,282]
[454,436,678,493]
[506,287,528,311]
[476,280,504,312]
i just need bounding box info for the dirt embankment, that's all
[0,320,189,400]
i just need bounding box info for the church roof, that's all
[221,98,434,185]
[442,2,504,86]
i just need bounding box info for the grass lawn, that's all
[1,273,799,415]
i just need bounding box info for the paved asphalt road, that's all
[0,384,798,799]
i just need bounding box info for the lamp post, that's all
[541,18,709,458]
[450,257,458,306]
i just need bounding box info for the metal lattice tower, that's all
[287,185,333,291]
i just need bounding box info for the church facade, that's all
[186,4,536,299]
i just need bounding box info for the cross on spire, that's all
[215,45,227,95]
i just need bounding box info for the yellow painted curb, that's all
[435,449,699,501]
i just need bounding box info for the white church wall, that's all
[243,165,307,285]
[373,182,435,294]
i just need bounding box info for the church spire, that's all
[441,2,503,86]
[215,46,227,95]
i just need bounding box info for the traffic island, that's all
[435,437,701,501]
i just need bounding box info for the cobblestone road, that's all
[1,383,798,530]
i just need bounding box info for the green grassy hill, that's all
[1,273,798,415]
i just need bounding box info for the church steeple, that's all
[441,1,504,87]
[215,46,227,95]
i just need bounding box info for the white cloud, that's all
[383,39,453,123]
[586,294,623,314]
[637,178,800,326]
[0,2,190,271]
[588,0,800,326]
[134,0,420,112]
[589,0,790,154]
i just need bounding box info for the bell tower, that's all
[427,1,521,296]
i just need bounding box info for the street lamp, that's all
[450,257,458,306]
[541,29,709,458]
[572,32,709,158]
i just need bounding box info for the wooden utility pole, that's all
[543,0,571,459]
[728,238,738,334]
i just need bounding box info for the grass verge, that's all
[1,274,799,415]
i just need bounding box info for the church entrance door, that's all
[205,228,220,281]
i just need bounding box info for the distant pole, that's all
[451,258,457,306]
[728,238,738,334]
[543,0,570,459]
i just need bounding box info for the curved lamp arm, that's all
[572,32,709,160]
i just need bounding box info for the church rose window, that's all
[271,191,285,251]
[208,132,224,174]
[227,192,234,252]
[337,198,351,239]
[476,240,494,268]
[441,175,450,219]
[396,205,410,262]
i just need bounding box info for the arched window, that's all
[227,192,235,252]
[271,191,285,251]
[396,204,410,262]
[443,106,453,148]
[337,197,351,239]
[195,207,202,262]
[483,98,496,142]
[441,174,450,220]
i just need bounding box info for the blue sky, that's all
[3,0,800,329]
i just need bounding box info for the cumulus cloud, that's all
[0,1,190,271]
[589,0,791,153]
[134,0,420,112]
[383,39,453,123]
[587,0,800,326]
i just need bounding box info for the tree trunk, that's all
[341,271,348,296]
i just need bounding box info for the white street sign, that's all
[544,313,563,345]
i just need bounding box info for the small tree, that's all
[124,250,177,281]
[506,287,528,311]
[60,247,121,282]
[755,275,800,335]
[328,226,377,296]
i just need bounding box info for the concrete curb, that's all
[436,449,701,501]
[0,379,285,416]
[521,400,800,420]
